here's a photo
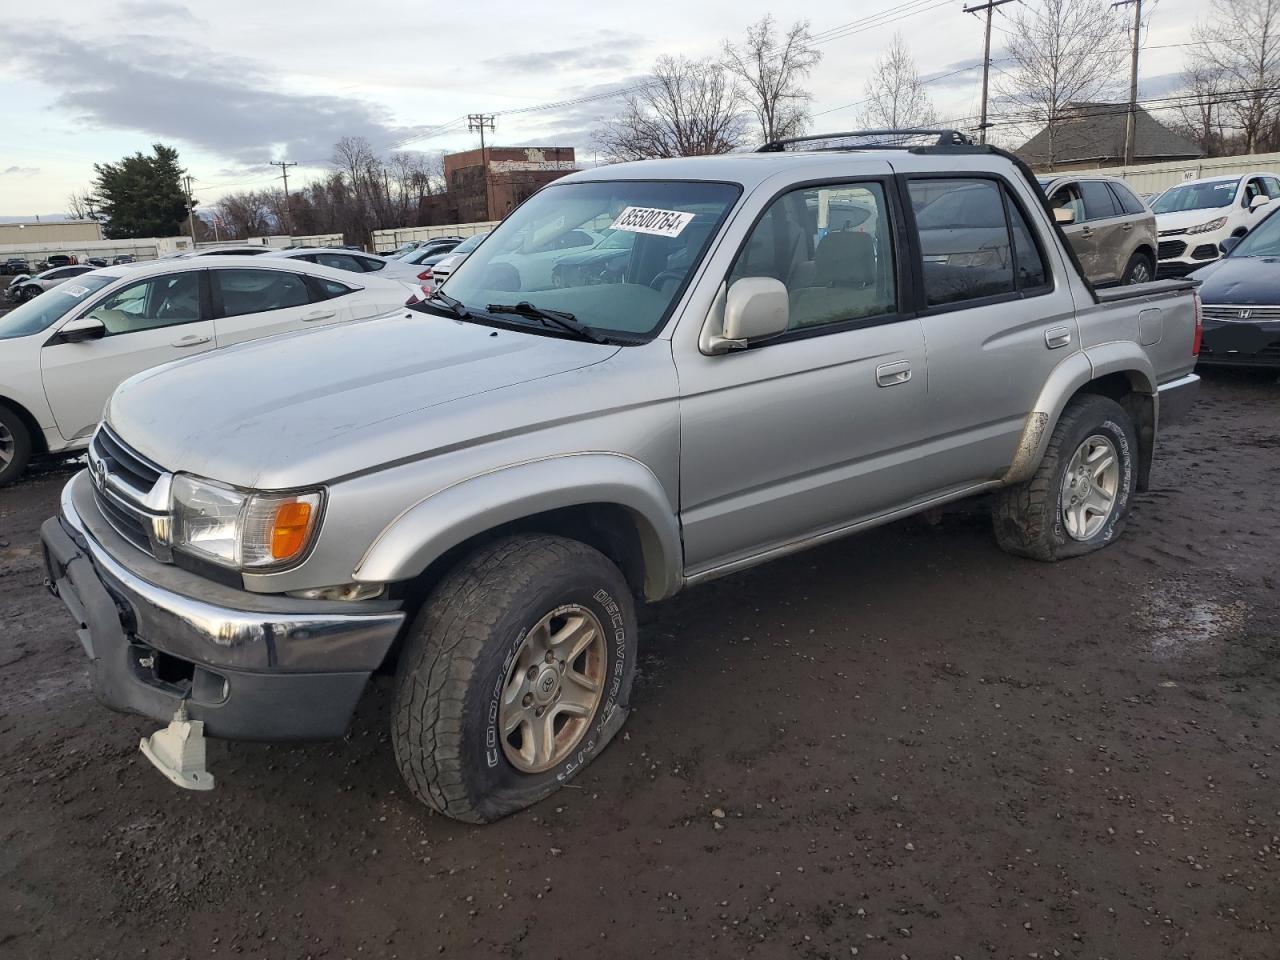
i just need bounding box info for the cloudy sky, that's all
[0,0,1205,217]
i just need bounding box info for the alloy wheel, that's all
[0,421,13,470]
[1060,434,1120,540]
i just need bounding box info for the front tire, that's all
[0,403,32,486]
[392,535,637,823]
[992,395,1138,561]
[19,286,39,302]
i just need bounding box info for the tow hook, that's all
[139,702,215,791]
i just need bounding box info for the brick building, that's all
[439,146,577,223]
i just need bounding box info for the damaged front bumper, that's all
[41,472,406,740]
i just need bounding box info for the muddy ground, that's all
[1,371,1278,960]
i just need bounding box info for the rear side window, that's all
[1080,181,1119,220]
[214,269,310,317]
[355,255,385,272]
[1109,181,1147,216]
[1005,195,1049,290]
[910,179,1014,306]
[1265,177,1280,197]
[310,277,355,300]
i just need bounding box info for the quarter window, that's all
[214,269,310,317]
[728,181,897,332]
[87,273,203,334]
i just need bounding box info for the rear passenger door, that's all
[1047,183,1096,277]
[1077,179,1126,284]
[906,175,1079,491]
[209,267,347,346]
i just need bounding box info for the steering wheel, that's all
[647,270,685,293]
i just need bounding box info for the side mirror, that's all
[1219,235,1242,256]
[57,315,106,343]
[1054,207,1076,225]
[707,278,788,353]
[1250,194,1271,210]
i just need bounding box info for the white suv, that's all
[1152,172,1280,275]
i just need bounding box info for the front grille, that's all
[87,426,170,560]
[92,425,162,492]
[1158,240,1187,259]
[1203,304,1280,322]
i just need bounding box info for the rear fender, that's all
[354,453,683,601]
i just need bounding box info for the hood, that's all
[106,311,619,488]
[1191,255,1280,304]
[1156,208,1233,232]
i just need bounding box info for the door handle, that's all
[875,360,912,387]
[171,335,211,348]
[1079,227,1093,237]
[303,310,337,322]
[1121,222,1133,231]
[1044,325,1072,349]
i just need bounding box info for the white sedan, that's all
[0,256,412,484]
[265,247,425,284]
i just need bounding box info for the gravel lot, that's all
[1,371,1277,960]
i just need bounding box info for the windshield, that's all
[1229,208,1280,256]
[440,181,739,340]
[0,275,116,340]
[1152,180,1238,213]
[452,233,487,255]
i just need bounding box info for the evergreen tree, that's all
[92,144,190,238]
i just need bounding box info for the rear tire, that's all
[1121,252,1154,285]
[0,403,32,486]
[392,534,637,823]
[992,395,1138,561]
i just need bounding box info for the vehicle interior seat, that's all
[787,231,886,328]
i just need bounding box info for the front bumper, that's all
[1198,318,1280,366]
[41,472,406,739]
[1157,235,1224,276]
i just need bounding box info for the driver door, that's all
[40,270,215,443]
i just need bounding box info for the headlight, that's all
[171,474,323,569]
[1187,217,1228,234]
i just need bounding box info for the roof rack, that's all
[756,129,974,153]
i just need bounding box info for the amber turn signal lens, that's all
[270,501,313,560]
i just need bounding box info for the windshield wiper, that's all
[485,301,607,344]
[409,291,471,321]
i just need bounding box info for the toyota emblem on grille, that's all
[1238,308,1253,320]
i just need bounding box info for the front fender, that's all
[354,453,684,601]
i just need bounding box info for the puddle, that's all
[1140,584,1247,660]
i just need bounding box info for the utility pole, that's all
[468,113,496,221]
[269,160,298,236]
[183,174,197,243]
[1114,0,1143,166]
[964,0,1015,144]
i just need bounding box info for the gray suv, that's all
[42,135,1201,822]
[1040,175,1157,285]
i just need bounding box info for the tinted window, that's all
[354,255,384,272]
[1080,180,1119,220]
[315,278,355,299]
[1109,181,1147,215]
[1005,195,1048,290]
[729,181,897,332]
[910,179,1014,306]
[89,273,203,334]
[312,252,362,272]
[214,269,310,317]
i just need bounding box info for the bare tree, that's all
[723,15,822,145]
[595,56,746,161]
[1173,59,1231,156]
[66,190,98,221]
[1193,0,1280,153]
[856,33,939,132]
[997,0,1126,167]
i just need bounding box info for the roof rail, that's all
[756,129,974,153]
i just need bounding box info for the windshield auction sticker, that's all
[610,206,696,238]
[60,284,91,297]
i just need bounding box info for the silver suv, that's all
[1040,175,1158,286]
[42,135,1201,822]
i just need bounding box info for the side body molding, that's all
[354,453,684,601]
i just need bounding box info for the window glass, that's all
[311,252,358,272]
[1080,180,1119,220]
[355,255,385,272]
[728,181,896,332]
[1152,179,1238,213]
[910,179,1014,306]
[88,273,203,334]
[1005,195,1048,290]
[1109,181,1147,215]
[1244,178,1266,205]
[214,269,309,317]
[1048,184,1085,224]
[1265,177,1280,197]
[316,278,354,299]
[0,274,114,340]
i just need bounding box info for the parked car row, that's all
[30,136,1203,826]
